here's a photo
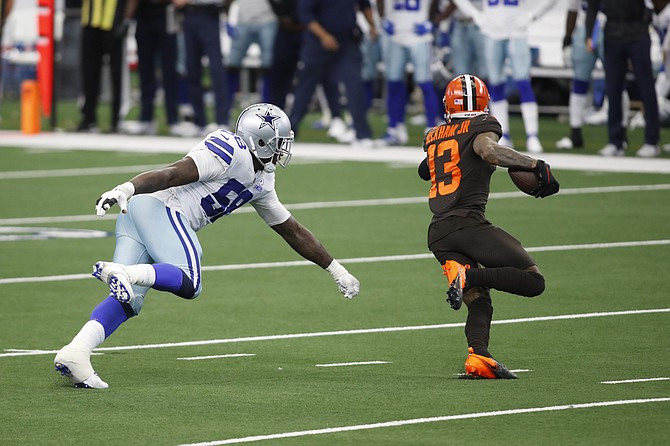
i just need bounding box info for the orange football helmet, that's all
[443,74,490,122]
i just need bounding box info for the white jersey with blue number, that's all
[150,129,291,232]
[384,0,433,45]
[476,0,554,40]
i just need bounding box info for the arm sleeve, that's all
[251,190,292,226]
[418,158,431,181]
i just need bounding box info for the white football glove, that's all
[95,182,135,217]
[562,46,572,68]
[327,260,360,299]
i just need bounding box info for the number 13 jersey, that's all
[423,114,502,222]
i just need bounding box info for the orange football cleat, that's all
[442,260,469,310]
[464,347,518,379]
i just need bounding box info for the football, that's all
[508,168,540,196]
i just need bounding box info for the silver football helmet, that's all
[235,103,294,172]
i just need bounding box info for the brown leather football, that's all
[508,168,540,196]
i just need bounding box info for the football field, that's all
[0,133,669,445]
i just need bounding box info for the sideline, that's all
[2,131,670,173]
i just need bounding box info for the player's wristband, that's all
[326,259,348,280]
[116,181,136,198]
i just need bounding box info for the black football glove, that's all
[531,160,560,198]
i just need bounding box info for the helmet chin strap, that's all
[263,163,275,173]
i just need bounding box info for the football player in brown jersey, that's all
[418,74,559,379]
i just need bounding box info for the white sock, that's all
[655,72,670,98]
[124,264,156,287]
[569,93,588,128]
[520,101,539,137]
[489,100,509,136]
[68,320,105,354]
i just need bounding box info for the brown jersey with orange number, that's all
[424,114,502,222]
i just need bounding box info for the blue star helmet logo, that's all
[256,109,280,131]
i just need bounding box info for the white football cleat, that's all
[93,261,135,303]
[169,121,204,138]
[352,138,377,149]
[555,136,574,150]
[526,136,543,154]
[326,116,349,139]
[120,120,157,136]
[334,128,356,144]
[54,346,108,389]
[598,143,626,157]
[379,124,409,146]
[635,144,660,158]
[205,122,230,134]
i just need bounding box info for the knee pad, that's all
[525,271,545,297]
[515,79,536,104]
[573,79,590,95]
[489,83,506,102]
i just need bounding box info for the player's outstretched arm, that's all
[271,216,360,299]
[96,157,199,216]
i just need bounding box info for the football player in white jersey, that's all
[557,0,607,149]
[452,0,555,153]
[441,0,488,81]
[54,103,361,389]
[378,0,441,145]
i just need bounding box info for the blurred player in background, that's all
[54,104,360,389]
[452,0,555,153]
[418,74,558,379]
[556,0,632,150]
[224,0,277,117]
[288,0,378,147]
[378,0,440,146]
[358,0,382,112]
[586,0,661,157]
[436,0,487,81]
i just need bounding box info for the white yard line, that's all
[2,308,668,358]
[1,239,668,285]
[177,354,256,361]
[601,377,670,385]
[315,361,390,367]
[177,398,670,445]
